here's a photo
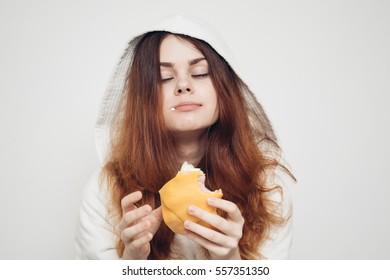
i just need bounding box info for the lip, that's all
[171,101,202,112]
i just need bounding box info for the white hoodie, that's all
[75,14,293,260]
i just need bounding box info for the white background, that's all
[0,0,389,259]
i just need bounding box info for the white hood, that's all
[95,13,275,164]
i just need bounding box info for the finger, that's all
[139,206,163,235]
[120,205,152,230]
[121,191,142,214]
[129,232,153,250]
[188,205,232,235]
[207,198,244,224]
[151,206,163,221]
[184,220,237,249]
[185,229,223,254]
[121,220,151,243]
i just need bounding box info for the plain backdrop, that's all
[0,0,389,259]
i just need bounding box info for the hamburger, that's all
[159,162,223,234]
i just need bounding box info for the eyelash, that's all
[161,73,210,83]
[161,78,173,83]
[192,73,209,79]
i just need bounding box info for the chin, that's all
[170,124,210,134]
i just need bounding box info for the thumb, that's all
[152,206,163,221]
[146,206,163,235]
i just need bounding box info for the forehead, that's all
[159,35,204,62]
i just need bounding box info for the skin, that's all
[120,35,244,260]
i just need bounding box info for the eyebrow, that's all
[160,57,206,68]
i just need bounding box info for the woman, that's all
[76,14,295,260]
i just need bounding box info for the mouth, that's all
[170,102,202,112]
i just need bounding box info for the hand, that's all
[183,198,244,260]
[119,191,162,260]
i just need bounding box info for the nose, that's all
[175,78,193,95]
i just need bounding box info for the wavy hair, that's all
[103,31,294,259]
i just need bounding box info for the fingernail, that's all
[144,205,152,214]
[184,221,190,229]
[188,206,195,214]
[135,191,142,199]
[207,197,216,204]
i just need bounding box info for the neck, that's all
[173,130,206,166]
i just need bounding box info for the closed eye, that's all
[192,73,209,79]
[161,77,173,83]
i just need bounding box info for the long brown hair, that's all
[103,31,294,259]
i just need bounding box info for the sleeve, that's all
[75,169,120,259]
[259,169,294,259]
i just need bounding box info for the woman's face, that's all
[160,35,219,136]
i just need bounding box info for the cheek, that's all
[162,100,172,124]
[161,89,171,125]
[161,86,172,109]
[210,101,219,123]
[208,88,219,118]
